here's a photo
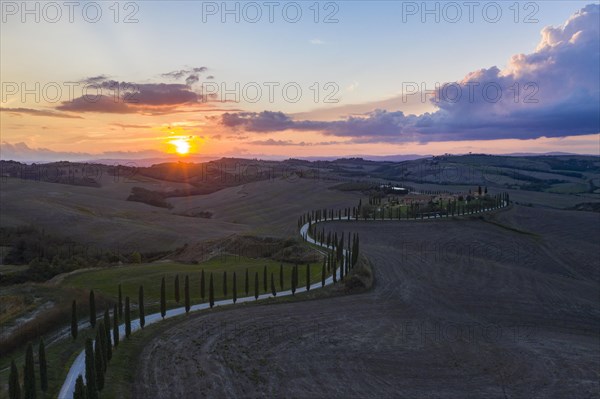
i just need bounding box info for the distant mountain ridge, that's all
[1,152,596,166]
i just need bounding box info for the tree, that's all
[95,324,106,373]
[9,360,21,399]
[94,321,108,376]
[94,332,104,391]
[130,251,142,264]
[200,269,205,301]
[232,272,237,303]
[332,256,337,283]
[306,264,311,291]
[174,275,180,303]
[263,265,267,293]
[160,277,166,318]
[209,273,215,308]
[124,297,131,338]
[245,268,249,296]
[71,300,78,340]
[223,271,228,297]
[100,308,112,363]
[89,290,96,328]
[254,272,259,300]
[138,285,145,328]
[271,272,276,296]
[74,375,85,399]
[84,339,97,399]
[103,310,112,361]
[112,304,119,348]
[279,264,284,290]
[23,343,35,399]
[291,265,297,295]
[118,284,123,317]
[184,275,190,313]
[38,338,47,393]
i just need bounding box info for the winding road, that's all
[131,202,598,398]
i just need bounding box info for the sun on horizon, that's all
[168,136,192,155]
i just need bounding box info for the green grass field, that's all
[0,255,325,398]
[61,256,324,313]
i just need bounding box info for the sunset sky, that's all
[1,1,598,161]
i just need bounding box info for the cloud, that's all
[56,78,204,114]
[1,107,83,119]
[57,95,136,114]
[221,4,600,143]
[0,141,164,162]
[249,139,301,146]
[54,73,240,114]
[310,39,325,45]
[222,111,300,131]
[81,75,110,84]
[249,139,341,146]
[111,123,152,129]
[161,67,207,80]
[162,67,208,88]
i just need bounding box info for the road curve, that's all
[59,201,509,398]
[133,203,598,398]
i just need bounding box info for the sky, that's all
[0,1,598,161]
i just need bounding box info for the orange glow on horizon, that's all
[169,137,191,155]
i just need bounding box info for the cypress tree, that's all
[118,284,123,317]
[321,261,326,287]
[184,275,190,313]
[232,272,237,303]
[74,375,85,399]
[112,304,119,348]
[9,359,21,399]
[95,325,106,373]
[89,290,96,328]
[306,264,311,291]
[174,275,180,303]
[245,268,249,295]
[254,271,259,300]
[263,265,267,293]
[103,310,112,361]
[160,276,166,318]
[271,272,276,296]
[138,285,145,328]
[223,271,227,297]
[84,338,97,399]
[71,299,78,340]
[103,308,110,339]
[38,338,47,393]
[200,269,205,300]
[209,273,214,308]
[124,297,131,338]
[332,257,337,283]
[94,334,104,391]
[23,343,35,399]
[279,264,284,290]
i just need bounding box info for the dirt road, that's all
[135,206,599,398]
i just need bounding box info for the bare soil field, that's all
[134,205,599,398]
[0,177,360,253]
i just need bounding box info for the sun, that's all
[169,138,191,155]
